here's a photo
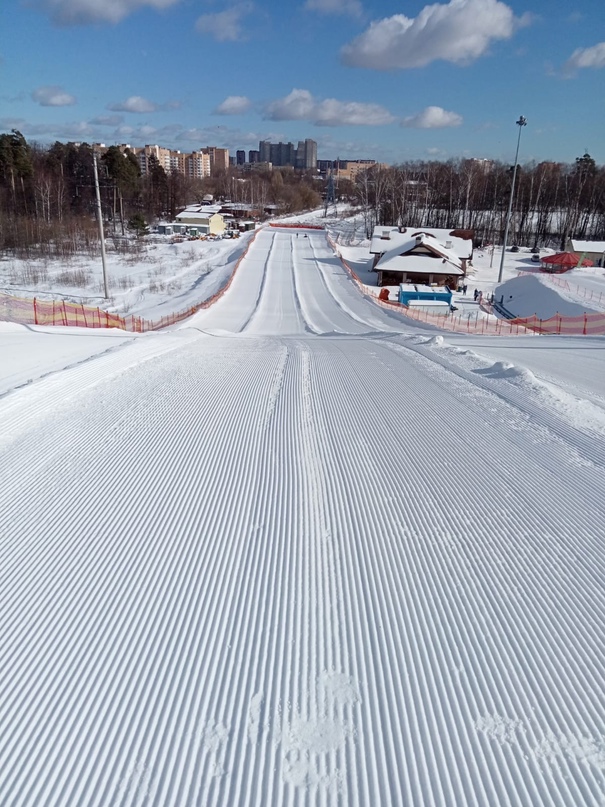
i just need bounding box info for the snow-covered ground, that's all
[0,230,255,319]
[2,223,605,806]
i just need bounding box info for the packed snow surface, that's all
[2,228,605,806]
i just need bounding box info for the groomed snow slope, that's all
[2,229,605,806]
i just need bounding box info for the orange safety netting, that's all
[0,229,260,332]
[507,311,605,335]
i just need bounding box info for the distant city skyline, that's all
[2,0,604,165]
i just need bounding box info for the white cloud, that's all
[265,88,395,126]
[214,95,252,115]
[108,96,157,113]
[31,85,76,106]
[0,117,96,138]
[303,0,362,17]
[402,106,463,128]
[195,3,253,42]
[340,0,525,70]
[90,114,123,125]
[29,0,181,25]
[564,42,605,72]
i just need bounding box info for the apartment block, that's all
[201,146,229,173]
[296,139,317,170]
[256,139,317,170]
[185,151,211,179]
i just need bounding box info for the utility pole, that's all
[498,116,527,284]
[92,150,109,299]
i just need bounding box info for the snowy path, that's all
[2,229,605,806]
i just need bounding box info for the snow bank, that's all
[496,275,598,319]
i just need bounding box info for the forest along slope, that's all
[1,228,605,807]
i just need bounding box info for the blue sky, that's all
[1,0,604,164]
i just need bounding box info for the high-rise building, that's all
[93,143,210,179]
[248,150,260,163]
[259,141,271,163]
[295,139,317,170]
[270,142,295,167]
[201,146,229,173]
[236,150,246,166]
[257,139,316,169]
[185,151,211,179]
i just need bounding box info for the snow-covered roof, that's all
[179,204,223,216]
[222,203,254,211]
[379,254,464,276]
[370,226,472,259]
[570,239,605,253]
[176,210,223,222]
[376,232,464,275]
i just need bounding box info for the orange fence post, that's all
[33,297,38,325]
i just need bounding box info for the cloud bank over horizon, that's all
[341,0,528,70]
[265,89,395,127]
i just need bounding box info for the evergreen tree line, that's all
[351,153,605,249]
[1,130,603,255]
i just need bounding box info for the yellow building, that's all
[175,205,226,235]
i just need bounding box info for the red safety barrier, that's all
[269,223,325,230]
[0,228,261,332]
[506,310,605,335]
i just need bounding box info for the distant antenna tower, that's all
[323,159,337,218]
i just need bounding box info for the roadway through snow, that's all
[1,228,605,806]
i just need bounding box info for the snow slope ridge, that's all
[1,228,605,806]
[433,342,605,438]
[0,329,200,447]
[399,337,605,467]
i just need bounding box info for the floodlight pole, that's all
[497,116,527,284]
[92,150,109,299]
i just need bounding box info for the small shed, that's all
[175,205,226,235]
[568,239,605,266]
[399,283,453,308]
